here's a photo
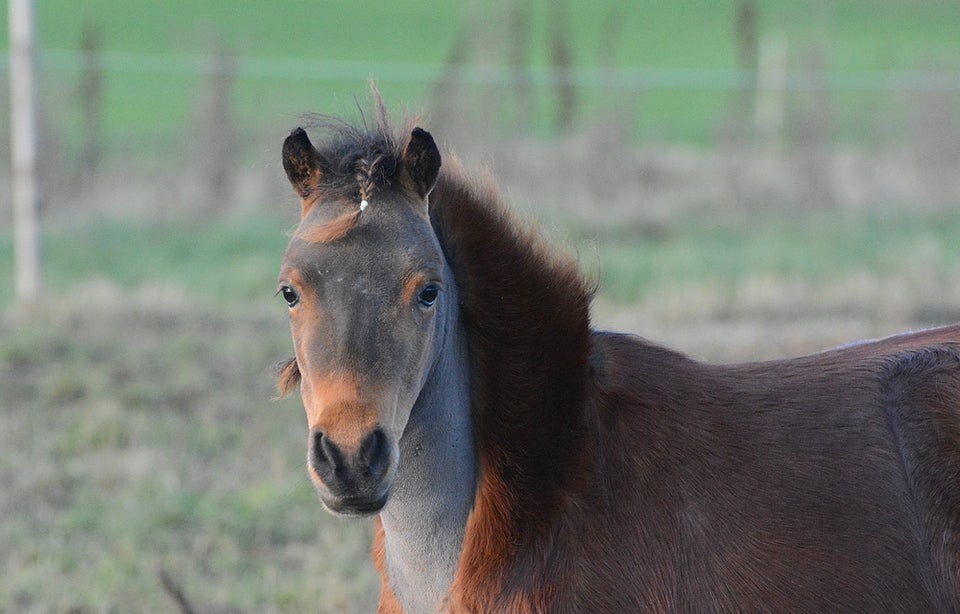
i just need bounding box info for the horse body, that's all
[276,100,960,612]
[466,329,960,612]
[431,167,960,612]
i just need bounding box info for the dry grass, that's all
[4,262,959,611]
[0,283,380,612]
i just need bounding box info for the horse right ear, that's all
[282,128,324,204]
[399,127,441,199]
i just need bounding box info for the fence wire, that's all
[2,48,959,92]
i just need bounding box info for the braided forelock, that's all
[355,153,388,203]
[299,83,421,204]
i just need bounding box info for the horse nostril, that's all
[358,429,390,480]
[311,431,345,474]
[309,428,391,492]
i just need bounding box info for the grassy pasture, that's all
[1,288,380,612]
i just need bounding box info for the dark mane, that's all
[428,159,598,591]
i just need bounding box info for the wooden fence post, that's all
[9,0,41,304]
[756,32,788,153]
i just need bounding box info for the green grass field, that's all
[5,0,960,151]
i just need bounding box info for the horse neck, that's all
[378,261,476,612]
[428,171,595,608]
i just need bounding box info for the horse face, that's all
[278,127,442,516]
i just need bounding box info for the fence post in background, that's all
[734,0,759,129]
[756,32,787,153]
[507,1,534,130]
[77,24,104,188]
[549,0,577,133]
[9,0,42,304]
[191,47,235,216]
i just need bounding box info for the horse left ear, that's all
[400,127,441,199]
[282,127,324,202]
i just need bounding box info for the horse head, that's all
[277,124,443,516]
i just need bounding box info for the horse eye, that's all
[417,283,439,308]
[280,286,300,307]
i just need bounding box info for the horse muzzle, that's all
[307,427,395,516]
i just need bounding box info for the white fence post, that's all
[9,0,42,304]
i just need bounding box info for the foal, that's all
[275,108,960,612]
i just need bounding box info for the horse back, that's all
[567,325,960,612]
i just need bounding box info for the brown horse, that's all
[275,101,960,612]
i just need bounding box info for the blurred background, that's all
[2,1,959,611]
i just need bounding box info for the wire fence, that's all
[3,48,960,92]
[2,44,959,221]
[3,43,957,165]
